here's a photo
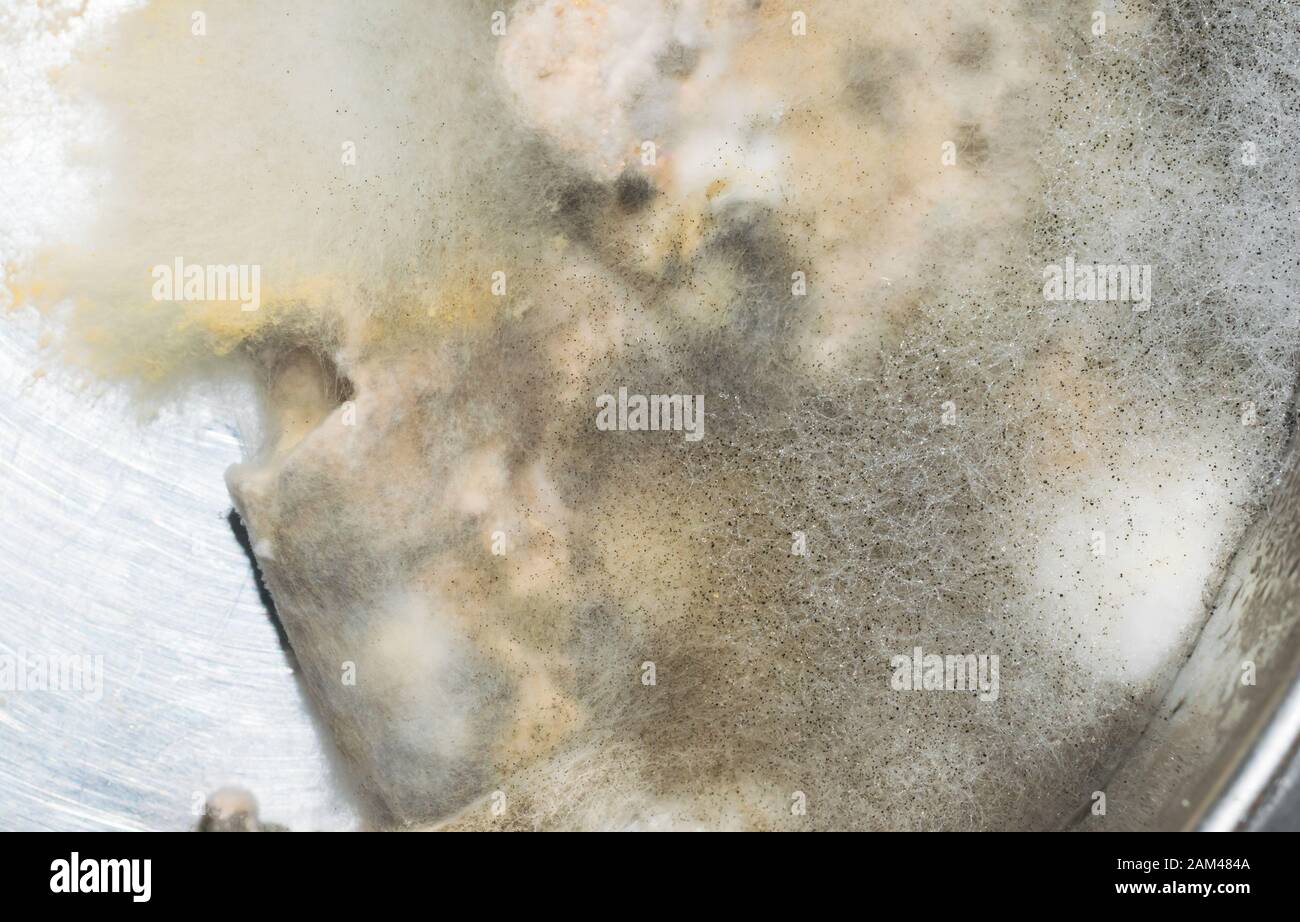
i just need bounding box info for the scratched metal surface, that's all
[0,309,359,831]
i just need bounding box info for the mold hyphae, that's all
[6,0,1300,830]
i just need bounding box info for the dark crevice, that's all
[226,508,298,671]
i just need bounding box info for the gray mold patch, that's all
[12,0,1300,829]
